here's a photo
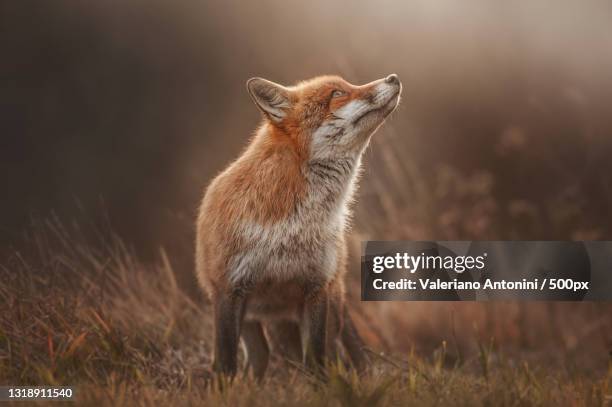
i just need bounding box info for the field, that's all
[2,1,612,405]
[1,218,610,406]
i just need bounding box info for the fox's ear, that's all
[246,78,291,122]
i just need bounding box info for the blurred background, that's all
[2,0,611,370]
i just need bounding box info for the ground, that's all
[1,219,610,406]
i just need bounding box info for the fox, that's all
[196,73,402,379]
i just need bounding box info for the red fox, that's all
[196,74,401,379]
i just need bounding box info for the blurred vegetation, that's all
[2,0,612,404]
[2,0,612,255]
[1,221,610,405]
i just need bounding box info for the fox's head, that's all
[246,74,401,161]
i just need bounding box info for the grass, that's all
[0,219,611,406]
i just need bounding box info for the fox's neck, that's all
[246,123,361,221]
[300,152,362,224]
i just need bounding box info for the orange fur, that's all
[195,74,401,377]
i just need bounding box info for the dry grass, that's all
[3,2,612,405]
[1,219,610,406]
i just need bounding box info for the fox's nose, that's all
[385,73,400,85]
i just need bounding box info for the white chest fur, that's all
[228,157,359,286]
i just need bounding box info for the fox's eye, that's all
[331,89,346,98]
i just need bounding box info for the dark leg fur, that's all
[326,297,343,363]
[213,292,246,377]
[302,288,329,372]
[341,306,368,372]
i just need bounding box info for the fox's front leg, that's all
[302,285,329,372]
[213,289,246,377]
